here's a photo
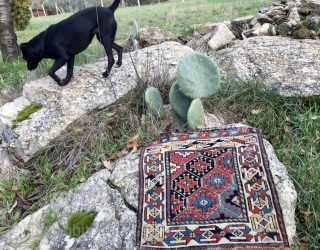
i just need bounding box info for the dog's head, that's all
[20,43,43,71]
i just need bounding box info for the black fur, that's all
[20,0,122,86]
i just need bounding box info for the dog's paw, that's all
[57,79,69,87]
[101,71,109,78]
[115,62,122,68]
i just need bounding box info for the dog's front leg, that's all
[65,56,75,83]
[48,56,70,86]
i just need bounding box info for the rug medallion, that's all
[137,127,289,250]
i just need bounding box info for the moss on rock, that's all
[65,211,98,238]
[11,103,42,129]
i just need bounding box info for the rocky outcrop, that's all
[0,42,193,163]
[136,27,178,48]
[0,124,297,249]
[213,36,320,96]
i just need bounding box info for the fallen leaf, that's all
[285,116,291,122]
[106,124,112,129]
[251,109,261,115]
[79,177,86,183]
[127,141,138,149]
[9,142,16,148]
[105,112,116,118]
[273,135,280,143]
[300,148,305,153]
[300,236,310,243]
[130,146,138,153]
[102,160,112,170]
[130,134,139,142]
[107,153,118,162]
[241,118,247,123]
[12,185,20,192]
[284,125,291,132]
[117,150,129,158]
[299,243,308,250]
[300,210,313,219]
[73,127,83,132]
[15,192,31,210]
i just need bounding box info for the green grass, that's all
[2,0,320,249]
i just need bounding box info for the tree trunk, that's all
[0,0,19,62]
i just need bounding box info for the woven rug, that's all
[136,126,290,250]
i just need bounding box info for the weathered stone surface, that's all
[110,153,140,210]
[288,7,301,22]
[208,24,236,50]
[198,21,232,35]
[257,13,274,23]
[253,23,276,36]
[213,36,320,96]
[0,42,193,162]
[0,147,19,181]
[265,6,287,20]
[137,27,178,48]
[231,15,255,25]
[293,26,316,38]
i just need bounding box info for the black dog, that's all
[20,0,122,86]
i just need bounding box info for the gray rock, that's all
[0,42,193,162]
[253,23,276,36]
[265,6,287,21]
[208,24,236,50]
[257,13,274,23]
[198,21,232,35]
[137,27,178,48]
[110,153,140,210]
[231,15,255,25]
[288,7,301,22]
[0,146,19,181]
[259,5,274,14]
[213,36,320,96]
[303,0,320,8]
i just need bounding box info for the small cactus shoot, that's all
[131,20,138,38]
[169,82,192,121]
[145,87,165,118]
[65,211,98,238]
[187,98,205,131]
[177,52,220,99]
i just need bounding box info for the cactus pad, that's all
[187,98,205,131]
[145,87,165,118]
[177,52,220,99]
[169,82,192,121]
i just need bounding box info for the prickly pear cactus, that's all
[65,211,97,238]
[187,98,205,131]
[177,52,220,99]
[169,82,192,121]
[145,87,165,118]
[131,20,138,38]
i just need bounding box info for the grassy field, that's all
[1,0,320,249]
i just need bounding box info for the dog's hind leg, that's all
[101,37,115,78]
[112,43,123,67]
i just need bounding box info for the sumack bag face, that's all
[136,126,290,250]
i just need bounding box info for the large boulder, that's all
[213,36,320,96]
[0,124,297,249]
[0,42,193,162]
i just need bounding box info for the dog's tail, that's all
[109,0,120,13]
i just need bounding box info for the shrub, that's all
[10,0,31,31]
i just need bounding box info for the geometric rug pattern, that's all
[137,127,290,249]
